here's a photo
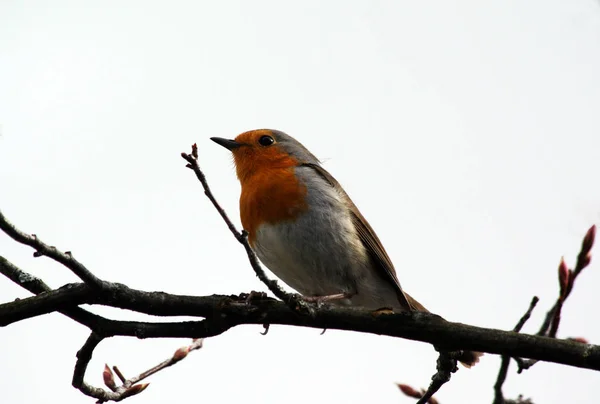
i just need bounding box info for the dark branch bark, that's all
[73,332,109,402]
[1,264,599,371]
[0,256,229,339]
[72,334,204,403]
[0,210,105,288]
[493,297,539,404]
[0,255,107,328]
[416,350,459,404]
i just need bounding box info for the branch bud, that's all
[582,225,596,254]
[120,383,149,399]
[582,253,591,268]
[102,364,117,391]
[173,346,190,362]
[397,384,420,398]
[558,257,569,298]
[568,337,589,344]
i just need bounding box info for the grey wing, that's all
[302,163,414,311]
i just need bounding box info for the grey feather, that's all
[301,163,414,311]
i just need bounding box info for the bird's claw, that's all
[238,290,268,304]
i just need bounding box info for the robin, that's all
[211,129,481,367]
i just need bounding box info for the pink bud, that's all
[103,364,117,391]
[121,383,149,399]
[173,346,190,361]
[582,225,596,254]
[397,384,420,398]
[582,253,592,269]
[558,257,569,297]
[568,337,589,344]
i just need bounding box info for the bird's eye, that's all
[258,135,275,146]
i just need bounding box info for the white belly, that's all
[250,166,404,309]
[253,206,360,296]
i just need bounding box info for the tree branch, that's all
[1,265,599,371]
[0,255,108,328]
[493,297,539,404]
[415,350,459,404]
[0,210,105,288]
[181,144,292,303]
[514,225,595,373]
[0,256,231,339]
[72,333,204,403]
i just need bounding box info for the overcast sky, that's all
[1,1,600,403]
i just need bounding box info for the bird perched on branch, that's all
[212,129,481,367]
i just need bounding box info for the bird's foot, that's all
[300,292,354,306]
[238,290,268,304]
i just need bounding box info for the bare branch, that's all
[72,336,204,403]
[515,225,596,373]
[416,350,459,404]
[0,256,234,340]
[126,338,203,386]
[181,144,292,303]
[398,384,439,404]
[72,333,149,403]
[73,333,111,402]
[493,297,539,404]
[0,210,105,288]
[1,267,599,371]
[538,226,595,338]
[0,282,92,326]
[0,255,107,328]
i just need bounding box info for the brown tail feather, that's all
[404,292,483,368]
[405,293,429,312]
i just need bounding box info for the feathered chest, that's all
[239,167,309,244]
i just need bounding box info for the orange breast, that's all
[239,167,309,244]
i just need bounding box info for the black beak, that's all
[210,137,241,151]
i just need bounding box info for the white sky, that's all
[1,1,600,403]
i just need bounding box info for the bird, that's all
[211,129,481,367]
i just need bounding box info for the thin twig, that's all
[127,338,204,386]
[112,366,126,384]
[493,297,539,404]
[181,144,292,303]
[416,350,459,404]
[397,384,438,404]
[181,144,242,240]
[72,332,205,403]
[72,333,117,403]
[0,255,106,327]
[516,225,595,373]
[0,209,105,288]
[540,226,595,338]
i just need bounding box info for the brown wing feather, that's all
[302,164,483,367]
[303,163,414,311]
